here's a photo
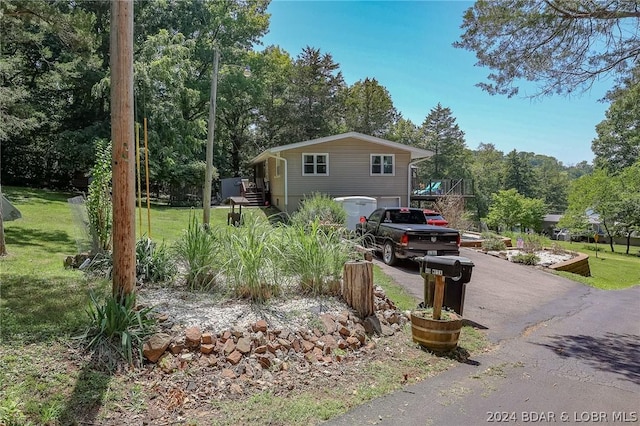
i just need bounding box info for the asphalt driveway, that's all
[327,247,640,425]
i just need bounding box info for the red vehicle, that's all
[423,209,448,227]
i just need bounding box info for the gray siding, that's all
[265,136,412,212]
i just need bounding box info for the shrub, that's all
[511,252,540,265]
[522,233,544,252]
[86,139,112,252]
[82,237,177,285]
[80,292,156,369]
[136,237,177,284]
[481,235,507,251]
[174,214,219,291]
[291,192,347,228]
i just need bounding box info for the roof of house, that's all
[543,214,563,223]
[250,132,434,164]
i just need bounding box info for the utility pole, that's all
[110,0,136,300]
[203,49,220,227]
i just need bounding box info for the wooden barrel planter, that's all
[410,309,462,352]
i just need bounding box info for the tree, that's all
[133,0,270,184]
[215,50,265,177]
[289,46,346,141]
[418,103,471,179]
[616,163,640,253]
[566,160,593,180]
[387,117,421,146]
[344,77,398,137]
[485,189,524,231]
[531,154,569,213]
[1,0,102,187]
[133,29,208,190]
[485,188,547,232]
[253,46,295,150]
[520,197,547,232]
[454,1,640,98]
[563,169,622,252]
[503,150,537,198]
[470,143,504,220]
[592,69,640,172]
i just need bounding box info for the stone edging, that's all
[548,252,591,276]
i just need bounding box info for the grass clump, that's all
[217,214,282,302]
[135,237,177,284]
[80,292,156,369]
[281,219,355,295]
[174,214,219,291]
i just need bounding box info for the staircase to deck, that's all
[242,188,264,207]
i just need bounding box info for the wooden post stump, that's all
[342,261,374,319]
[432,275,445,320]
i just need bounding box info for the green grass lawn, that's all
[552,239,640,290]
[2,186,634,425]
[0,186,490,425]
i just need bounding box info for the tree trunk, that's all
[110,1,136,301]
[0,185,6,257]
[0,209,6,257]
[342,261,374,319]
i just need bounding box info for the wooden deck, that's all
[411,178,474,202]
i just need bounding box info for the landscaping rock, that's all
[143,333,172,363]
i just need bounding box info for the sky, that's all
[258,1,614,166]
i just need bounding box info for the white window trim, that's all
[370,154,395,176]
[302,153,329,176]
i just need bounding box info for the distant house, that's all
[248,132,434,214]
[544,211,606,237]
[542,214,563,235]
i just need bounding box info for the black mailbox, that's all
[420,255,461,278]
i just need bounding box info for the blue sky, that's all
[258,1,614,166]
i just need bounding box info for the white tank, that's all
[333,196,377,230]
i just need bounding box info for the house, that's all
[249,132,435,214]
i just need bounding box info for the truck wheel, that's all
[382,241,397,266]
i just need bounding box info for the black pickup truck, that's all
[356,207,460,265]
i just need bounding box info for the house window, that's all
[371,154,394,176]
[302,153,328,176]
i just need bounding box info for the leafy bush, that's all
[523,234,544,252]
[82,237,177,285]
[481,234,507,251]
[80,292,156,369]
[86,138,112,252]
[217,214,282,302]
[136,237,177,284]
[291,192,347,228]
[511,252,540,265]
[83,251,113,278]
[174,214,219,291]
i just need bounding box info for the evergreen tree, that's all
[503,150,537,198]
[289,46,346,141]
[418,103,471,179]
[344,77,398,137]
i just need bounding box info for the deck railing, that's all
[411,178,474,198]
